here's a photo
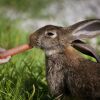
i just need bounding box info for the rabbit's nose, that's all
[29,33,39,47]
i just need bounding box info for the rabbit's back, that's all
[65,59,100,99]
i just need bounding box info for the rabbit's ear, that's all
[68,19,100,40]
[71,40,100,63]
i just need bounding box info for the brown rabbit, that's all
[0,19,100,100]
[29,19,100,100]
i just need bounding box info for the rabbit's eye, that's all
[47,32,54,36]
[45,31,57,38]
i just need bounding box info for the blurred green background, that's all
[0,0,100,100]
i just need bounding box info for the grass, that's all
[0,17,53,100]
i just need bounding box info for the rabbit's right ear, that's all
[67,19,100,40]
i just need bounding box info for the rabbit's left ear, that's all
[68,19,100,40]
[71,40,100,63]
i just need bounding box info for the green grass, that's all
[0,17,53,100]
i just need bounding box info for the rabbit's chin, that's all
[45,48,63,56]
[45,49,58,56]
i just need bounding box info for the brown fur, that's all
[29,19,100,100]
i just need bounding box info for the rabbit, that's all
[0,19,100,100]
[29,19,100,100]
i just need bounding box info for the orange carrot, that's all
[0,44,32,59]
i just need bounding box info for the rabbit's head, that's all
[29,19,100,61]
[29,25,69,55]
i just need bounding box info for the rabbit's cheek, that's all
[41,39,58,49]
